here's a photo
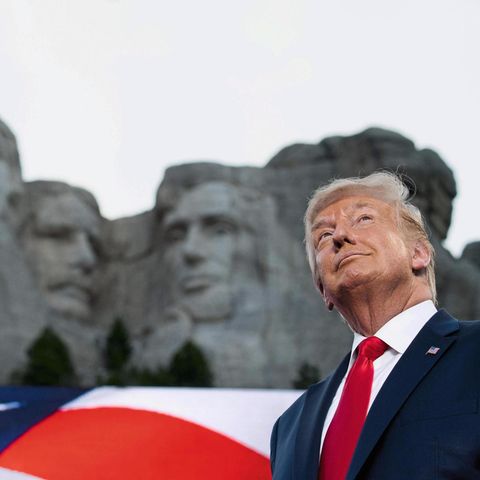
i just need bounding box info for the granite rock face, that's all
[0,117,478,387]
[18,181,106,384]
[96,168,346,387]
[0,118,23,225]
[0,120,49,382]
[462,242,480,270]
[20,181,103,323]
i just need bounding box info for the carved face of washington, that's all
[162,182,257,323]
[22,185,101,321]
[0,119,23,223]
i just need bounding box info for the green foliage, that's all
[98,320,213,387]
[292,362,320,389]
[122,367,174,387]
[169,341,213,387]
[104,318,132,372]
[19,327,76,386]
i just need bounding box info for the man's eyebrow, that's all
[311,201,377,231]
[163,216,187,229]
[202,213,237,224]
[311,218,332,232]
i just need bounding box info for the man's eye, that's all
[203,216,237,236]
[358,215,372,223]
[36,227,72,240]
[316,231,332,246]
[165,227,186,242]
[209,222,235,236]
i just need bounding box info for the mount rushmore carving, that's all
[0,117,478,387]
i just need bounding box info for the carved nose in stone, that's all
[182,228,206,264]
[70,232,97,272]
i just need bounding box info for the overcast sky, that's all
[0,0,478,256]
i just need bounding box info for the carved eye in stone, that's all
[35,225,74,241]
[164,224,187,243]
[203,217,237,237]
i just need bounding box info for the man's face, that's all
[311,195,414,305]
[162,183,256,322]
[23,192,101,321]
[0,158,23,222]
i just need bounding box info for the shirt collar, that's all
[350,300,437,359]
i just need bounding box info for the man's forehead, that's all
[314,195,394,222]
[164,184,241,223]
[35,194,101,235]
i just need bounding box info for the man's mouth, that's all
[51,284,91,303]
[336,252,368,270]
[181,275,217,293]
[48,277,93,303]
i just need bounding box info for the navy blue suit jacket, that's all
[270,310,480,479]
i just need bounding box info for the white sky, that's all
[0,0,478,256]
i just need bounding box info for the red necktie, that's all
[319,336,388,480]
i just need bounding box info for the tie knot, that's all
[358,336,388,361]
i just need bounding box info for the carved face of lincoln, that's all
[161,182,258,323]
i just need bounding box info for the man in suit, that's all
[270,171,480,479]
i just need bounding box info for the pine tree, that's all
[21,327,76,386]
[125,366,174,386]
[98,321,214,387]
[169,341,213,387]
[104,318,132,372]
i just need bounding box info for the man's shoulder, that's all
[431,311,480,358]
[458,318,480,330]
[430,309,480,336]
[456,318,480,344]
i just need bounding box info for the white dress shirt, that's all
[319,300,437,453]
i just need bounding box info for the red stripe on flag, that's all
[0,407,271,480]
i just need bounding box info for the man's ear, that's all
[411,240,430,273]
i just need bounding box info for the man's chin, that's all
[329,271,373,296]
[177,285,232,323]
[47,294,91,322]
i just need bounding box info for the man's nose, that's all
[332,222,355,249]
[181,226,207,264]
[70,232,97,272]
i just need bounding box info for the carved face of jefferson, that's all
[22,186,101,321]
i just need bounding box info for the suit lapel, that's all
[347,310,459,480]
[294,353,350,480]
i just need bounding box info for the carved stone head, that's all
[158,181,267,324]
[0,118,23,225]
[20,181,102,322]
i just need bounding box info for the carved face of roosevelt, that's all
[23,191,101,321]
[162,182,257,323]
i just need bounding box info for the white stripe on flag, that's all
[0,468,44,480]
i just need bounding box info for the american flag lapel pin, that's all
[426,346,440,355]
